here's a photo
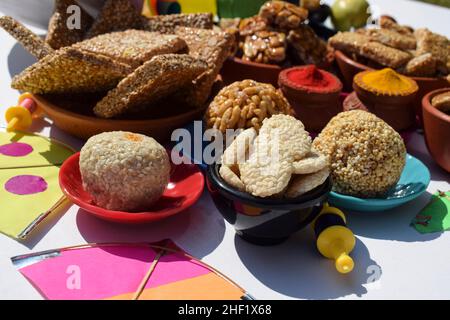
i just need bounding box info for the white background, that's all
[0,0,450,300]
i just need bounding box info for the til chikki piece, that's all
[361,28,416,50]
[404,53,437,77]
[328,32,371,55]
[175,27,234,107]
[11,47,133,94]
[85,0,144,38]
[360,41,412,69]
[379,15,414,36]
[415,28,450,74]
[0,16,53,60]
[74,30,187,68]
[142,13,214,34]
[94,54,208,118]
[46,0,94,49]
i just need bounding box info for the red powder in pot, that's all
[286,65,339,92]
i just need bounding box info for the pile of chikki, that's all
[329,15,450,77]
[0,0,232,118]
[219,0,332,67]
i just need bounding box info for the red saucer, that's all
[59,153,204,224]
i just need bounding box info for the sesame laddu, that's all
[11,47,133,94]
[46,0,94,49]
[74,30,187,69]
[85,0,144,38]
[142,13,213,34]
[0,16,53,60]
[93,54,208,118]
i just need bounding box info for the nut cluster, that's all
[312,110,406,198]
[243,31,286,64]
[259,1,308,31]
[206,80,293,133]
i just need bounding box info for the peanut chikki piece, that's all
[360,42,412,69]
[74,30,187,69]
[11,47,133,94]
[175,27,233,107]
[142,13,213,34]
[403,53,436,77]
[85,0,144,38]
[287,25,328,65]
[46,0,94,49]
[94,54,208,118]
[362,28,416,50]
[0,16,53,59]
[415,28,450,74]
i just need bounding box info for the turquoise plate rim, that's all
[329,154,431,209]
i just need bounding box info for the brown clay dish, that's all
[221,57,283,87]
[422,88,450,173]
[335,50,449,123]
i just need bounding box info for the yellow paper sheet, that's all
[0,131,74,239]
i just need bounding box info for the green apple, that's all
[331,0,371,31]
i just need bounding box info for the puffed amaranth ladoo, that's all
[175,27,233,107]
[85,0,144,38]
[11,47,133,94]
[143,13,214,34]
[74,30,187,68]
[0,16,53,59]
[46,0,94,49]
[94,54,208,118]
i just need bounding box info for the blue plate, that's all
[329,154,430,213]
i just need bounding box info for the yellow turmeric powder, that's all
[354,68,418,96]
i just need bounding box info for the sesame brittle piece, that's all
[75,30,187,69]
[415,28,450,74]
[328,32,371,55]
[360,42,412,69]
[175,27,233,107]
[86,0,144,38]
[0,16,53,59]
[46,0,94,49]
[379,15,414,36]
[142,13,213,34]
[403,53,436,77]
[362,28,416,50]
[93,54,208,118]
[11,47,133,94]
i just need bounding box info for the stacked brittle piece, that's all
[329,15,450,78]
[219,0,332,67]
[0,0,233,119]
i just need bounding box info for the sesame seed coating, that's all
[142,13,214,34]
[313,110,406,198]
[75,30,187,68]
[93,54,208,118]
[0,16,54,59]
[85,0,144,39]
[11,47,133,94]
[46,0,94,49]
[79,131,170,211]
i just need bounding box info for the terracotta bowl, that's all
[422,88,450,173]
[221,57,283,87]
[335,50,449,124]
[278,67,343,133]
[33,94,205,142]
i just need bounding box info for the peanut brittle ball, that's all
[312,110,406,198]
[205,80,294,133]
[79,131,170,211]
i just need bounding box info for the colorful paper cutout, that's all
[412,191,450,234]
[0,131,74,239]
[12,242,251,300]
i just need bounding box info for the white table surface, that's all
[1,0,450,300]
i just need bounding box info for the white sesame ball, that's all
[79,131,170,211]
[313,110,406,198]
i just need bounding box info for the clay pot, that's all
[353,73,417,132]
[422,88,450,173]
[221,57,283,87]
[335,50,449,125]
[278,67,343,133]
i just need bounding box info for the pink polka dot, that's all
[0,143,33,157]
[5,175,48,195]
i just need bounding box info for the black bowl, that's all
[206,164,332,246]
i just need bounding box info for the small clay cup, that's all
[278,66,343,133]
[221,57,283,87]
[353,72,418,132]
[422,88,450,173]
